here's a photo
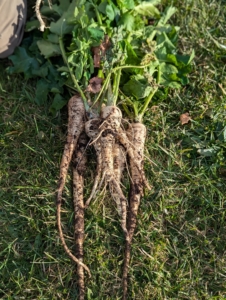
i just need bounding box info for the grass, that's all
[1,0,226,299]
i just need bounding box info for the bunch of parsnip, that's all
[34,0,194,299]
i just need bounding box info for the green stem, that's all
[92,62,155,109]
[90,0,102,25]
[136,87,158,123]
[113,62,152,72]
[91,72,111,107]
[122,103,132,118]
[107,81,114,106]
[149,30,156,42]
[157,64,161,84]
[95,6,102,26]
[119,89,136,117]
[59,37,89,111]
[112,69,121,106]
[137,65,161,122]
[93,63,152,107]
[119,90,134,106]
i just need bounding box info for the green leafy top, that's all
[8,0,194,119]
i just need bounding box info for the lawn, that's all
[1,0,226,299]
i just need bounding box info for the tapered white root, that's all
[110,142,126,215]
[57,95,86,196]
[100,106,122,182]
[112,178,129,240]
[72,131,89,300]
[126,123,147,239]
[85,107,123,205]
[57,95,90,276]
[122,122,149,300]
[117,127,151,191]
[109,140,128,240]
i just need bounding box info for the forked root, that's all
[85,106,123,205]
[57,97,151,300]
[85,107,129,239]
[57,95,90,276]
[57,95,86,199]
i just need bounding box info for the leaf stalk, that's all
[59,37,89,111]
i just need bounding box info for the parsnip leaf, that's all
[118,13,135,31]
[37,40,61,58]
[158,6,177,25]
[35,79,50,105]
[87,26,105,44]
[134,1,160,17]
[8,47,39,79]
[116,0,135,10]
[50,0,77,36]
[52,0,70,16]
[50,94,67,114]
[106,4,115,20]
[123,75,153,99]
[32,63,49,77]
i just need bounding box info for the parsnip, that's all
[56,95,90,275]
[111,142,126,215]
[122,122,148,300]
[72,131,88,300]
[100,106,122,182]
[85,107,129,238]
